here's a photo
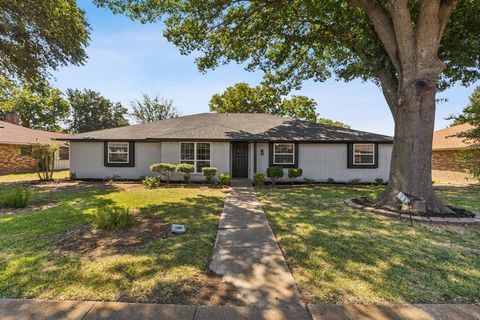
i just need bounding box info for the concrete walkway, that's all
[209,179,305,313]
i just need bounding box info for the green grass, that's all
[257,185,480,304]
[0,170,69,183]
[0,185,226,302]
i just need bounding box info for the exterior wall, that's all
[432,150,464,172]
[0,143,37,173]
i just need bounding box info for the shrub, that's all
[142,176,161,189]
[0,186,33,208]
[288,168,303,184]
[177,163,195,183]
[347,178,361,185]
[266,166,284,185]
[303,177,315,184]
[92,207,134,230]
[69,171,77,180]
[374,177,384,185]
[202,167,217,184]
[326,177,335,184]
[219,172,231,186]
[253,173,265,186]
[150,163,177,182]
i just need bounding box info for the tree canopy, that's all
[450,86,480,141]
[66,89,129,133]
[130,93,180,124]
[317,118,351,129]
[0,0,90,82]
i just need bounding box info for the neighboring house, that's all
[59,113,393,182]
[0,114,70,173]
[432,124,476,172]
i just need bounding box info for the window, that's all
[108,142,129,163]
[180,142,211,172]
[273,143,295,165]
[20,145,32,156]
[59,147,69,160]
[353,143,375,165]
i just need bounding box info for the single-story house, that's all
[0,113,70,173]
[59,113,393,182]
[432,123,476,172]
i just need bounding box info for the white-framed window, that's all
[353,143,375,165]
[180,142,211,172]
[273,143,295,165]
[108,142,129,163]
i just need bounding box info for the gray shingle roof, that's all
[60,113,392,143]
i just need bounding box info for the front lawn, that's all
[0,170,69,183]
[0,184,230,304]
[257,185,480,304]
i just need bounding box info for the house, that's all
[0,113,70,173]
[432,123,476,173]
[59,113,393,182]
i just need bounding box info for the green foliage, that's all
[326,177,335,184]
[304,177,315,184]
[461,150,480,182]
[31,143,59,181]
[142,176,161,189]
[201,167,217,184]
[92,207,134,230]
[66,89,129,133]
[0,0,89,82]
[288,168,303,184]
[347,178,361,185]
[209,83,317,121]
[317,118,351,129]
[0,186,32,208]
[253,173,266,187]
[130,93,180,124]
[219,173,231,186]
[374,178,385,185]
[176,163,195,183]
[149,163,177,182]
[266,166,284,185]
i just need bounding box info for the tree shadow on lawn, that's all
[259,186,480,304]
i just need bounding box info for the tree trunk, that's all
[375,76,455,215]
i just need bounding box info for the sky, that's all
[52,1,478,136]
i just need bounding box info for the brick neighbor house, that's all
[0,113,70,173]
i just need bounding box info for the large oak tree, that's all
[97,0,480,214]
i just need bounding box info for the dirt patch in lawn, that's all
[0,200,59,216]
[53,214,171,256]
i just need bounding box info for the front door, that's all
[232,143,248,178]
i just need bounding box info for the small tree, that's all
[266,166,284,185]
[288,168,303,184]
[31,143,59,181]
[177,163,195,183]
[150,163,177,183]
[219,173,231,186]
[253,173,265,187]
[202,167,217,184]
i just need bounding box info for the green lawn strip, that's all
[257,185,480,304]
[0,186,226,301]
[0,170,69,183]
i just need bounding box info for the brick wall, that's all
[432,150,465,172]
[0,143,37,173]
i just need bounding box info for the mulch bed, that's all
[0,200,59,216]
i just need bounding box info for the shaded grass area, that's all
[0,170,69,183]
[0,185,227,303]
[257,185,480,304]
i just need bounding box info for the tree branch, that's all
[438,0,458,41]
[377,68,398,119]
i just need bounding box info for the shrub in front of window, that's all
[142,176,161,189]
[287,168,303,184]
[253,173,265,187]
[0,186,33,209]
[219,173,231,186]
[266,166,284,185]
[326,177,335,184]
[202,167,217,184]
[92,207,134,230]
[177,163,195,183]
[150,163,177,183]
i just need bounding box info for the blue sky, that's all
[53,1,478,135]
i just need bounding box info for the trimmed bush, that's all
[92,207,134,230]
[253,173,265,186]
[142,176,161,189]
[288,168,303,184]
[374,177,384,185]
[202,167,217,184]
[326,177,335,184]
[177,163,195,183]
[150,163,177,182]
[219,173,231,186]
[0,186,33,208]
[266,166,284,185]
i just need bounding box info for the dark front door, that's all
[232,143,248,178]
